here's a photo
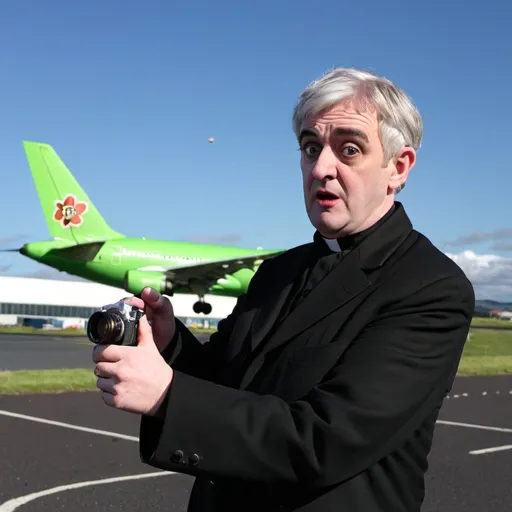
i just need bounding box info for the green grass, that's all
[0,325,216,336]
[471,317,512,329]
[1,326,512,395]
[0,369,97,395]
[458,329,512,376]
[0,326,87,336]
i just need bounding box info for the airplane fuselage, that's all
[21,237,273,298]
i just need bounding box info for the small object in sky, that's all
[208,137,215,143]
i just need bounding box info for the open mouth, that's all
[315,190,338,200]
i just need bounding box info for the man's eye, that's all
[342,145,359,156]
[303,144,320,156]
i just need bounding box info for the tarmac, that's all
[1,334,512,511]
[0,333,210,371]
[0,333,95,371]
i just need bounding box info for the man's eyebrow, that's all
[298,129,318,144]
[298,127,369,144]
[334,127,369,143]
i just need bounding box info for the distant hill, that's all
[474,299,512,317]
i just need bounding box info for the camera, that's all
[87,300,144,346]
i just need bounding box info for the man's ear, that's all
[388,146,416,192]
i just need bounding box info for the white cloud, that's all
[445,250,512,300]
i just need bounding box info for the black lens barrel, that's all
[87,311,125,344]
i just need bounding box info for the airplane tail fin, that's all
[23,141,124,244]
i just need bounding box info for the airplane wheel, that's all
[193,301,212,315]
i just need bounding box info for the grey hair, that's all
[292,67,423,168]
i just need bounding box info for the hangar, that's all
[0,275,237,330]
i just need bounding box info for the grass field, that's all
[0,369,96,395]
[470,317,512,329]
[0,318,511,394]
[0,325,216,336]
[458,328,512,376]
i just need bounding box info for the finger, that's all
[96,377,116,394]
[123,296,145,310]
[140,287,172,314]
[94,362,118,378]
[136,314,156,348]
[92,345,125,363]
[122,296,154,324]
[100,390,116,407]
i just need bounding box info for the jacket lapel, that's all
[248,244,315,351]
[257,247,371,356]
[246,202,414,359]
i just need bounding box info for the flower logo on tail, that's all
[54,195,88,227]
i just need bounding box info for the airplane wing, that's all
[138,250,284,290]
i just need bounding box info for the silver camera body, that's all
[87,300,144,346]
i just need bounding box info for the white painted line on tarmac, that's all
[436,420,512,434]
[437,420,512,455]
[0,471,173,512]
[469,444,512,455]
[444,389,512,398]
[0,409,138,442]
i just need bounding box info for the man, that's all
[93,67,475,511]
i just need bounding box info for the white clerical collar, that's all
[322,237,341,252]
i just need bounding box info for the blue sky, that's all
[0,0,511,299]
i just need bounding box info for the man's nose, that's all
[310,147,337,181]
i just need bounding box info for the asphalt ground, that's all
[0,333,210,371]
[1,334,512,511]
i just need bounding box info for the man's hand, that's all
[92,314,173,416]
[123,287,176,353]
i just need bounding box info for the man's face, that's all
[299,99,416,238]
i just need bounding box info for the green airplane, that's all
[10,141,285,315]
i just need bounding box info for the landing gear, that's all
[193,299,212,315]
[189,280,212,315]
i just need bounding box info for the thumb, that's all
[137,314,157,349]
[141,287,172,314]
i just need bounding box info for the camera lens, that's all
[87,310,125,344]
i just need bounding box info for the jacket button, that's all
[189,453,200,465]
[170,449,184,463]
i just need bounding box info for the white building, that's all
[0,275,237,330]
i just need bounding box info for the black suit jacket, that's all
[139,203,475,512]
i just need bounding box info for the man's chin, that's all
[309,212,348,239]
